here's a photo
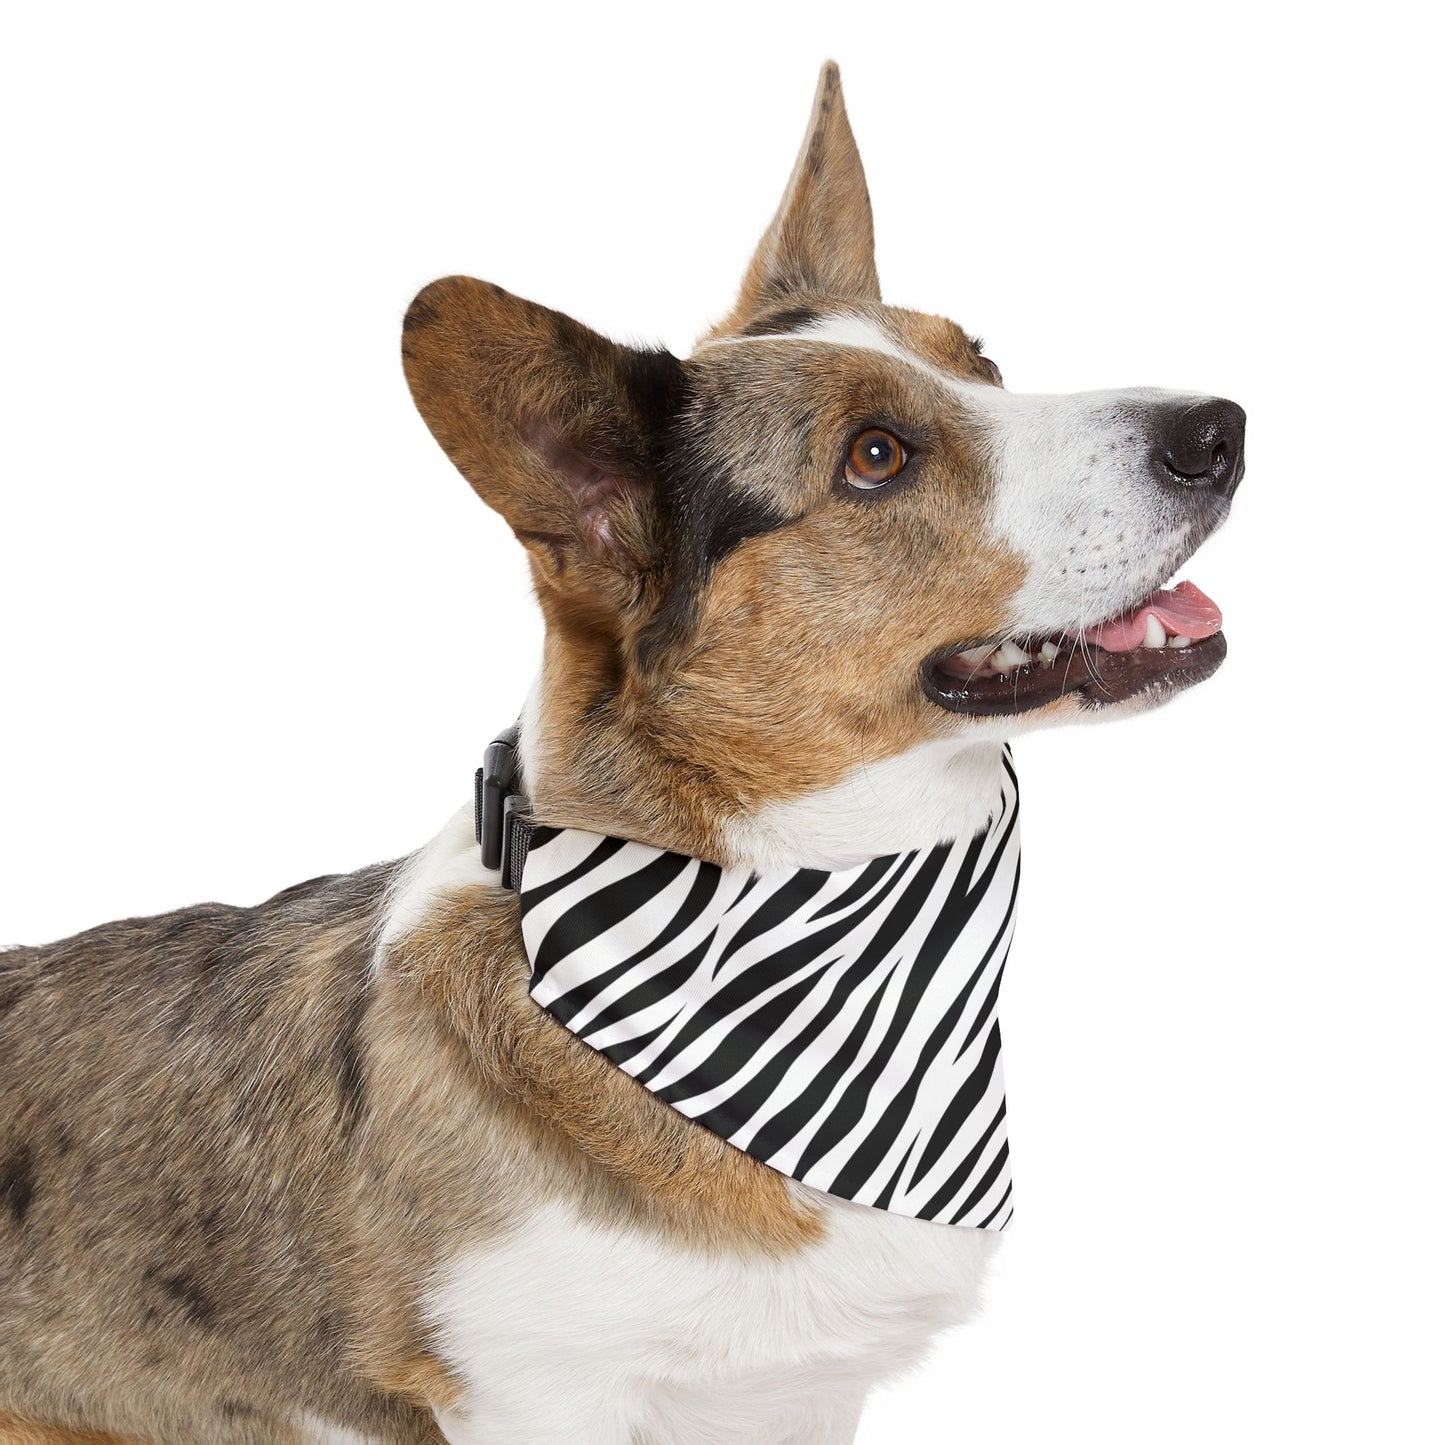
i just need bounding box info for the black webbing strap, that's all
[474,724,533,892]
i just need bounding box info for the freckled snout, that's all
[1151,397,1246,500]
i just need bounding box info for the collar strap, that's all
[474,724,533,890]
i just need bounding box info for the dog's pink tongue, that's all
[1081,581,1223,651]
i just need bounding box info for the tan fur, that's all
[365,1357,463,1415]
[390,886,822,1254]
[0,1411,143,1445]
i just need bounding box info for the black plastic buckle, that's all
[475,723,530,890]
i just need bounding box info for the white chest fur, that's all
[424,1195,999,1445]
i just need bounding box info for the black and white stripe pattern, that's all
[520,750,1020,1228]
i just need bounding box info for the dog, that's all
[0,60,1243,1445]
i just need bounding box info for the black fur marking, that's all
[313,1310,342,1352]
[220,1400,260,1421]
[806,122,827,178]
[333,985,370,1136]
[616,347,688,452]
[0,975,30,1019]
[197,1207,225,1248]
[0,1143,35,1225]
[674,384,791,573]
[143,1267,218,1331]
[541,310,686,485]
[402,291,438,333]
[738,305,821,338]
[636,382,791,669]
[693,480,787,572]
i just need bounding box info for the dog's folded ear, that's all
[710,60,880,338]
[402,276,682,601]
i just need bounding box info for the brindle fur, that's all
[4,62,1033,1441]
[0,870,445,1443]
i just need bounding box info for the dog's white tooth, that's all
[1040,640,1061,664]
[997,640,1031,669]
[1167,633,1192,649]
[959,643,995,666]
[1142,615,1168,649]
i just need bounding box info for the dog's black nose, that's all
[1152,397,1246,499]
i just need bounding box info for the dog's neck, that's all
[375,670,1008,961]
[517,668,1008,873]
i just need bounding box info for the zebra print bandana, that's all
[518,750,1020,1229]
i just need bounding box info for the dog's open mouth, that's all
[922,581,1227,716]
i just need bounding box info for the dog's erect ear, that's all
[710,61,880,337]
[402,277,683,604]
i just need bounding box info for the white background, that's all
[3,3,1442,1441]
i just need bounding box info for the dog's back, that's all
[0,868,440,1443]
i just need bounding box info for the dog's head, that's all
[402,63,1243,861]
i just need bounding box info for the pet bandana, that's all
[491,744,1021,1230]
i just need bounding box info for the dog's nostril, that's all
[1154,397,1246,500]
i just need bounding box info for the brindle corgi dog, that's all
[0,61,1243,1445]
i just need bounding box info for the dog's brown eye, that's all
[845,428,907,489]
